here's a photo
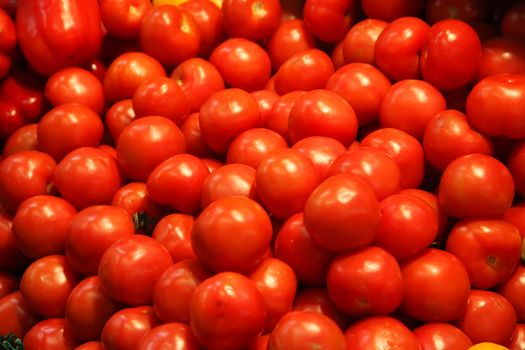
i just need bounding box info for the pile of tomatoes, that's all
[1,0,525,349]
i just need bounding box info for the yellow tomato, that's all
[468,343,510,350]
[153,0,222,8]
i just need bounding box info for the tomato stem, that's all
[0,333,24,350]
[132,211,157,236]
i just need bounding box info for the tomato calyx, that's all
[132,211,157,236]
[521,239,525,262]
[0,333,23,350]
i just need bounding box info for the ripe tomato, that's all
[2,123,38,157]
[342,19,388,65]
[303,0,354,43]
[137,323,199,350]
[265,91,306,141]
[425,0,489,24]
[180,113,217,158]
[501,1,525,40]
[221,0,281,41]
[251,90,279,127]
[74,342,103,350]
[0,100,25,141]
[291,136,346,180]
[104,99,135,143]
[0,291,39,338]
[201,163,257,208]
[293,287,349,330]
[0,209,30,273]
[499,266,525,322]
[0,271,17,298]
[510,324,525,350]
[111,182,165,227]
[23,318,79,350]
[0,8,15,79]
[0,69,44,124]
[151,214,196,263]
[413,323,473,350]
[361,0,423,21]
[507,140,525,198]
[100,0,152,39]
[477,37,525,80]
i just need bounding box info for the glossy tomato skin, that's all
[438,154,514,218]
[227,129,288,170]
[293,287,349,330]
[504,203,525,238]
[74,341,103,350]
[477,37,525,80]
[2,123,38,157]
[190,272,267,350]
[23,318,79,350]
[104,99,136,143]
[251,90,278,126]
[0,8,15,79]
[0,291,40,338]
[100,0,152,39]
[499,266,525,322]
[137,323,199,350]
[508,140,525,198]
[291,136,346,180]
[0,209,30,273]
[222,0,281,41]
[180,113,217,158]
[0,271,17,299]
[151,214,196,263]
[303,0,354,43]
[413,323,473,350]
[16,0,102,76]
[201,163,257,208]
[342,19,387,65]
[265,91,306,141]
[510,324,525,350]
[111,182,165,227]
[0,100,26,141]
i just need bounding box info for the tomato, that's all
[291,136,346,180]
[425,0,489,24]
[65,276,122,341]
[12,195,76,259]
[138,323,199,350]
[210,38,271,92]
[111,182,165,228]
[45,67,105,115]
[104,99,135,143]
[0,271,17,298]
[457,290,517,345]
[74,342,103,350]
[401,248,471,322]
[139,5,200,66]
[250,335,270,350]
[293,287,349,330]
[413,323,473,350]
[190,272,266,349]
[37,103,104,161]
[178,113,214,158]
[221,0,281,41]
[438,154,515,218]
[151,214,195,263]
[192,196,272,272]
[469,343,511,350]
[23,318,79,350]
[0,100,25,141]
[2,123,38,157]
[0,291,39,338]
[342,19,387,65]
[500,266,525,323]
[423,109,493,171]
[201,163,256,207]
[265,91,306,141]
[344,316,420,350]
[303,174,380,252]
[101,306,160,350]
[0,7,15,79]
[501,1,525,40]
[504,204,525,238]
[98,235,173,305]
[510,324,525,350]
[361,0,424,20]
[153,259,211,323]
[16,0,102,76]
[303,0,354,43]
[100,0,152,39]
[20,255,80,318]
[54,147,123,209]
[0,209,30,273]
[477,37,525,81]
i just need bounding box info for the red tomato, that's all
[251,90,278,126]
[2,123,38,157]
[0,291,39,338]
[104,99,136,143]
[151,214,196,263]
[438,154,515,218]
[201,163,257,208]
[20,255,80,318]
[140,5,200,66]
[477,37,525,81]
[457,290,517,345]
[500,266,525,322]
[413,323,473,350]
[23,318,79,350]
[501,1,525,40]
[269,311,346,350]
[180,113,216,158]
[0,100,25,141]
[511,324,525,350]
[504,203,525,238]
[303,174,380,252]
[303,0,354,43]
[111,182,165,227]
[65,276,122,341]
[137,323,199,350]
[100,0,152,39]
[265,91,306,141]
[221,0,281,40]
[0,209,30,273]
[190,272,266,349]
[293,287,349,330]
[342,19,387,65]
[0,271,17,298]
[98,235,173,305]
[291,136,346,180]
[12,195,77,259]
[0,70,44,123]
[0,8,15,79]
[327,246,403,318]
[74,342,103,350]
[402,188,449,241]
[361,0,424,20]
[401,248,471,322]
[250,335,270,350]
[425,0,489,24]
[192,196,272,272]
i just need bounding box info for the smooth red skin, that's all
[331,42,345,69]
[402,248,471,322]
[3,123,38,157]
[190,272,267,350]
[362,0,423,20]
[304,174,380,253]
[288,89,358,147]
[74,342,103,350]
[328,147,402,201]
[248,258,297,332]
[0,150,56,214]
[446,219,521,289]
[20,255,80,318]
[199,88,261,154]
[54,147,123,210]
[23,318,79,350]
[153,259,211,324]
[140,5,200,67]
[16,0,102,76]
[180,113,216,158]
[179,0,226,56]
[0,70,44,124]
[504,204,525,239]
[266,19,317,69]
[0,100,26,141]
[255,148,320,220]
[88,57,106,83]
[0,271,17,299]
[250,335,270,350]
[151,214,196,263]
[467,74,525,139]
[291,136,346,180]
[38,103,104,161]
[222,0,281,41]
[192,196,272,273]
[502,1,525,40]
[274,213,334,286]
[201,157,223,173]
[0,210,30,272]
[326,63,391,126]
[147,154,209,214]
[45,67,105,115]
[327,246,403,318]
[413,323,473,350]
[111,182,165,222]
[425,0,488,24]
[201,163,257,208]
[171,58,225,113]
[344,316,420,350]
[421,19,482,91]
[303,0,353,43]
[132,77,190,125]
[510,324,525,350]
[100,0,152,39]
[117,116,186,181]
[269,311,345,350]
[374,193,438,261]
[137,323,199,350]
[98,235,173,306]
[265,91,306,141]
[0,8,15,79]
[380,79,447,140]
[210,38,271,92]
[65,276,122,341]
[104,99,136,143]
[101,306,160,350]
[251,90,279,127]
[0,291,40,338]
[103,52,166,102]
[500,266,525,322]
[438,154,515,218]
[477,37,525,81]
[293,288,349,330]
[457,290,517,345]
[274,49,334,95]
[423,109,493,171]
[342,19,388,65]
[375,17,430,81]
[66,205,135,276]
[12,195,77,259]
